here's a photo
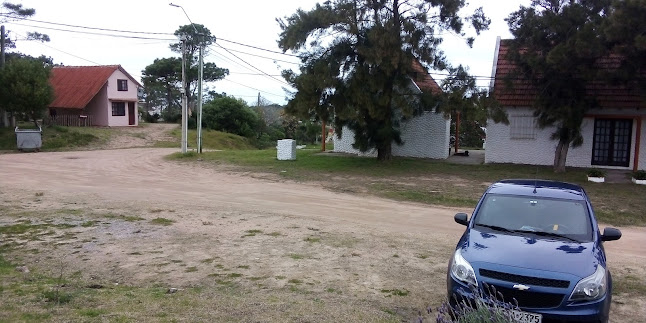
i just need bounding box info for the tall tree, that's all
[141,24,228,120]
[278,0,490,161]
[506,0,611,172]
[0,55,53,127]
[1,2,50,127]
[603,0,646,95]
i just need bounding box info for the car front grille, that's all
[480,269,570,288]
[484,284,565,309]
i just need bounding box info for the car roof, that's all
[487,179,587,201]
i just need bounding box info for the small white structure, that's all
[277,139,296,160]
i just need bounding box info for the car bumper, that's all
[447,275,610,323]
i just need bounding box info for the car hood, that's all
[461,228,601,278]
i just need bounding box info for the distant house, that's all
[334,60,450,159]
[48,65,142,127]
[486,38,646,171]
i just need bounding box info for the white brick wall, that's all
[333,111,450,159]
[486,107,645,169]
[640,117,646,171]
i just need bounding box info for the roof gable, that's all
[410,59,442,95]
[492,39,645,109]
[49,65,141,109]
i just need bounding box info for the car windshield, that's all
[473,193,593,242]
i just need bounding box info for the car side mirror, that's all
[601,227,622,242]
[454,213,469,226]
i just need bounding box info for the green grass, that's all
[150,218,175,226]
[0,124,110,151]
[167,149,646,226]
[169,128,256,150]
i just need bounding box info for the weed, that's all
[185,267,198,273]
[149,209,164,213]
[81,221,98,227]
[200,258,216,264]
[288,279,303,284]
[380,288,409,297]
[227,273,243,278]
[35,192,44,197]
[150,217,175,226]
[288,253,306,260]
[304,236,321,243]
[242,229,263,237]
[237,265,250,269]
[78,309,107,318]
[266,231,282,237]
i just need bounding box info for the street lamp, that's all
[169,3,205,154]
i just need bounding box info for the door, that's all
[591,118,632,167]
[128,102,135,125]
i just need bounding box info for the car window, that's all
[474,193,593,241]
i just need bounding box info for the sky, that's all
[3,0,530,106]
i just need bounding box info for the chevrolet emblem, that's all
[513,284,530,291]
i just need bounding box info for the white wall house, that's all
[333,60,451,159]
[486,38,646,171]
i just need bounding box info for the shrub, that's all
[633,170,646,180]
[587,168,606,178]
[434,285,521,323]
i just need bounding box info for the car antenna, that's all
[533,167,538,194]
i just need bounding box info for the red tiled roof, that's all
[410,59,442,94]
[493,39,645,109]
[49,65,141,109]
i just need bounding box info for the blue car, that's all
[447,180,622,323]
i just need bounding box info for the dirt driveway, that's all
[0,148,644,322]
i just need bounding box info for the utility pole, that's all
[0,25,7,128]
[197,44,203,154]
[180,36,188,153]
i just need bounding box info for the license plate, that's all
[509,309,542,323]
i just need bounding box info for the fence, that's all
[43,115,95,127]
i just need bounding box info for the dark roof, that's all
[410,59,442,94]
[49,65,141,109]
[492,39,645,109]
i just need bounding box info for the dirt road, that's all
[1,148,644,321]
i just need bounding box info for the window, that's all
[509,115,537,139]
[117,79,128,91]
[112,102,126,116]
[591,118,632,167]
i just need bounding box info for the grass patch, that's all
[304,236,321,243]
[288,279,303,284]
[0,124,112,151]
[614,274,646,296]
[242,229,263,237]
[150,218,175,226]
[288,253,306,260]
[78,308,107,318]
[227,273,243,278]
[168,128,256,150]
[266,232,282,237]
[169,149,646,226]
[185,267,198,273]
[380,288,409,297]
[80,221,98,228]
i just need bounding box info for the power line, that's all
[8,22,177,40]
[212,43,290,86]
[14,32,102,65]
[217,37,299,57]
[219,46,299,65]
[221,78,285,98]
[0,14,174,35]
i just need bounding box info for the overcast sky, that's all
[4,0,530,105]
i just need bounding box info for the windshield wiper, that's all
[517,230,581,243]
[475,224,518,234]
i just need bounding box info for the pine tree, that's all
[506,0,611,172]
[277,0,489,161]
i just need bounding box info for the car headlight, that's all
[569,265,607,302]
[451,249,477,286]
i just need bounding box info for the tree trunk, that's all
[553,139,570,173]
[377,142,392,161]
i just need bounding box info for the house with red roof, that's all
[333,59,450,159]
[486,38,646,171]
[48,65,142,127]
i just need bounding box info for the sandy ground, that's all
[0,144,645,321]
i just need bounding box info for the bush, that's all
[633,170,646,180]
[202,97,258,138]
[142,112,159,123]
[587,168,606,177]
[434,285,521,323]
[161,107,181,123]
